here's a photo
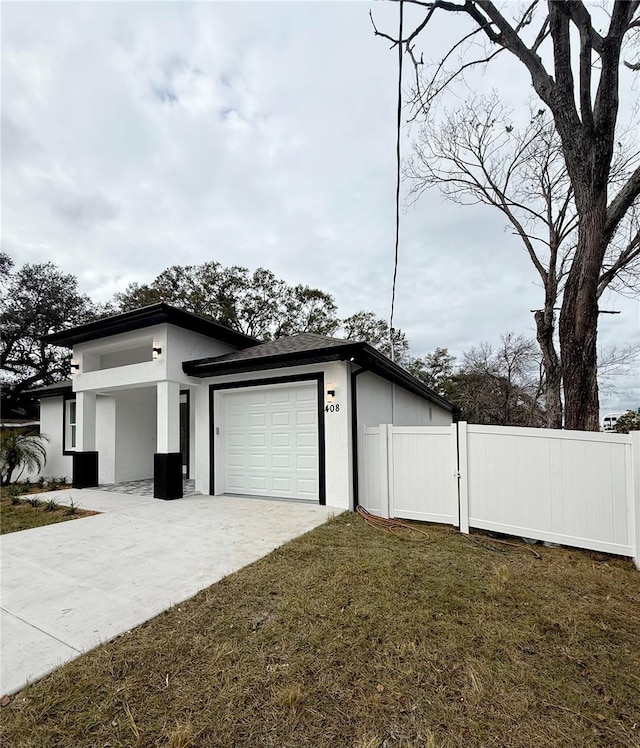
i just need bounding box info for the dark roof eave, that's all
[44,303,258,349]
[183,342,361,378]
[30,382,73,398]
[184,341,454,412]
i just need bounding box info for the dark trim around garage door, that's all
[208,373,326,505]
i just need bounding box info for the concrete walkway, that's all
[0,489,335,695]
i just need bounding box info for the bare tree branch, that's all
[567,1,604,55]
[605,165,640,241]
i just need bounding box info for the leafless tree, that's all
[406,94,639,427]
[374,0,640,430]
[407,97,571,427]
[448,333,546,426]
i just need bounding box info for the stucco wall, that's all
[166,326,239,384]
[38,397,73,481]
[114,387,157,481]
[96,395,116,484]
[355,372,393,429]
[393,385,452,426]
[320,361,352,510]
[355,371,452,428]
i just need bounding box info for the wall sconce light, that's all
[326,383,336,404]
[152,342,162,360]
[70,358,80,374]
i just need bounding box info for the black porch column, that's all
[72,451,99,488]
[154,453,183,500]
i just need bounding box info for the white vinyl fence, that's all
[360,422,640,568]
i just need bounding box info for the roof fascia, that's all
[184,340,454,412]
[44,303,257,349]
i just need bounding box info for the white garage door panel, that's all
[222,383,319,501]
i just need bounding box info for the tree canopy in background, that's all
[0,256,97,416]
[1,256,634,429]
[110,262,340,340]
[112,261,434,370]
[341,310,411,364]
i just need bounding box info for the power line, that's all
[389,0,404,363]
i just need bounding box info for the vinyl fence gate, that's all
[359,422,640,569]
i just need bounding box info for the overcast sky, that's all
[2,1,638,413]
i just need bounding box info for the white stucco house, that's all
[35,303,453,510]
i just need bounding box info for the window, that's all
[65,399,77,451]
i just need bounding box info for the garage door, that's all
[222,383,319,501]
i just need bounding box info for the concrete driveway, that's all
[0,489,335,695]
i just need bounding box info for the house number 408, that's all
[325,404,340,413]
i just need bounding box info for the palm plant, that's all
[0,429,49,486]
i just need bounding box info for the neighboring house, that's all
[34,303,453,510]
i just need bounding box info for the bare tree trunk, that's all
[534,309,563,429]
[560,192,608,431]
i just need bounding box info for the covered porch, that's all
[72,382,195,500]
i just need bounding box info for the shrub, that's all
[7,485,22,505]
[614,409,640,434]
[27,496,41,508]
[44,499,59,512]
[0,428,49,486]
[66,499,79,515]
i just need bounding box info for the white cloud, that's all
[2,1,638,412]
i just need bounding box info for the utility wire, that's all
[389,0,404,363]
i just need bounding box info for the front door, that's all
[179,391,189,478]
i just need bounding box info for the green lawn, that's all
[0,496,95,534]
[1,514,638,748]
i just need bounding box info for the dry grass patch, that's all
[2,514,639,747]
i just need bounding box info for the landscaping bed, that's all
[0,487,97,534]
[1,514,638,747]
[1,477,71,498]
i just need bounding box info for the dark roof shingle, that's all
[197,333,353,366]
